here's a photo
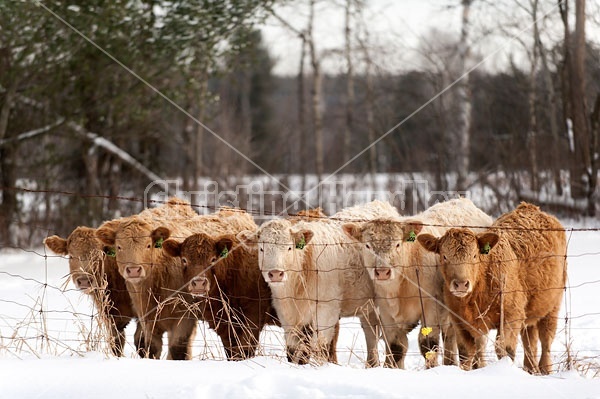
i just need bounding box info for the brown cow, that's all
[94,198,201,360]
[44,227,140,356]
[96,204,256,360]
[162,232,279,360]
[417,202,567,374]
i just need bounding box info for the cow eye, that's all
[260,248,264,252]
[443,255,448,261]
[117,246,122,251]
[396,243,400,248]
[211,257,217,263]
[365,244,370,249]
[147,244,151,249]
[181,258,188,265]
[288,247,292,251]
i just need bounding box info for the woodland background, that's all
[1,0,599,247]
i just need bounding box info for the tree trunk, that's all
[455,0,473,191]
[566,0,591,202]
[343,0,354,167]
[528,5,539,192]
[0,81,18,246]
[193,78,208,190]
[298,38,308,188]
[308,0,324,180]
[535,0,563,195]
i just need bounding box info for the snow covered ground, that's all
[1,225,599,398]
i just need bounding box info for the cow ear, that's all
[403,220,423,242]
[292,229,313,249]
[417,234,440,253]
[96,224,117,246]
[215,235,234,258]
[237,230,258,250]
[342,223,362,242]
[44,235,68,255]
[151,227,171,248]
[162,239,182,258]
[477,232,499,255]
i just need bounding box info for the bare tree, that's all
[343,0,355,165]
[308,0,325,179]
[455,0,474,190]
[561,0,595,214]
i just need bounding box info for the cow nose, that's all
[452,279,470,292]
[267,270,285,283]
[75,277,91,289]
[191,278,208,289]
[125,266,142,278]
[374,267,391,280]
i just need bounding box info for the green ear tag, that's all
[154,237,164,249]
[480,242,491,255]
[296,236,306,250]
[105,247,116,257]
[220,247,229,258]
[406,230,416,242]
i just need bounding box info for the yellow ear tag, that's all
[296,236,306,250]
[154,237,164,249]
[406,230,417,242]
[421,326,432,337]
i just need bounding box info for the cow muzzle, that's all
[374,267,392,281]
[124,266,145,282]
[450,279,471,297]
[74,276,92,291]
[266,269,286,284]
[189,277,209,297]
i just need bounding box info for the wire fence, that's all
[0,188,599,376]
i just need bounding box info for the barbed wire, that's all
[1,186,599,372]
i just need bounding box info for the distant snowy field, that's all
[1,224,599,398]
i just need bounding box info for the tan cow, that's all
[342,198,492,368]
[44,227,139,356]
[418,202,567,374]
[241,201,396,367]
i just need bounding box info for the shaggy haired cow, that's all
[342,198,492,368]
[418,202,567,374]
[241,200,396,366]
[44,227,139,357]
[162,230,278,360]
[96,203,256,360]
[94,198,200,359]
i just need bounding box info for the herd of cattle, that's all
[43,197,567,375]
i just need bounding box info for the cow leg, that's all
[456,328,479,370]
[498,319,521,362]
[137,327,164,359]
[521,324,540,374]
[167,319,197,360]
[538,310,559,375]
[383,327,408,369]
[359,311,380,368]
[442,321,458,366]
[327,321,340,364]
[285,325,311,365]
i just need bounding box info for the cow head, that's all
[44,227,115,293]
[418,228,499,298]
[342,218,422,282]
[247,219,313,285]
[162,233,234,297]
[96,218,170,284]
